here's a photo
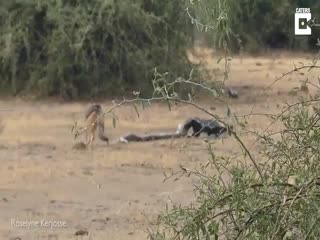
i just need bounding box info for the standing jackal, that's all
[84,104,109,146]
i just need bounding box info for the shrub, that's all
[0,0,193,98]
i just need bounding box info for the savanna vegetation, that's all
[193,0,320,52]
[0,0,193,98]
[2,0,320,239]
[0,0,320,99]
[145,1,320,239]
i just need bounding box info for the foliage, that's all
[0,0,193,98]
[148,101,320,239]
[142,0,320,239]
[194,0,320,53]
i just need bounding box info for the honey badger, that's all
[181,118,227,137]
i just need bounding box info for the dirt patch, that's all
[0,51,319,239]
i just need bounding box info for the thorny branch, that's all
[265,65,320,90]
[73,85,264,181]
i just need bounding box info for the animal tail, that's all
[97,119,109,143]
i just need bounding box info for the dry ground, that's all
[0,49,320,240]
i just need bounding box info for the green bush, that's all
[148,102,320,239]
[195,0,320,53]
[0,0,193,98]
[146,1,320,239]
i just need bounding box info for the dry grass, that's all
[0,49,319,239]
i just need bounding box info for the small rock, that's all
[227,88,239,99]
[74,229,89,236]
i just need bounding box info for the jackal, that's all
[84,104,109,146]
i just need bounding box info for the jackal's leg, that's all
[85,131,90,145]
[89,133,95,150]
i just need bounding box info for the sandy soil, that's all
[0,48,319,240]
